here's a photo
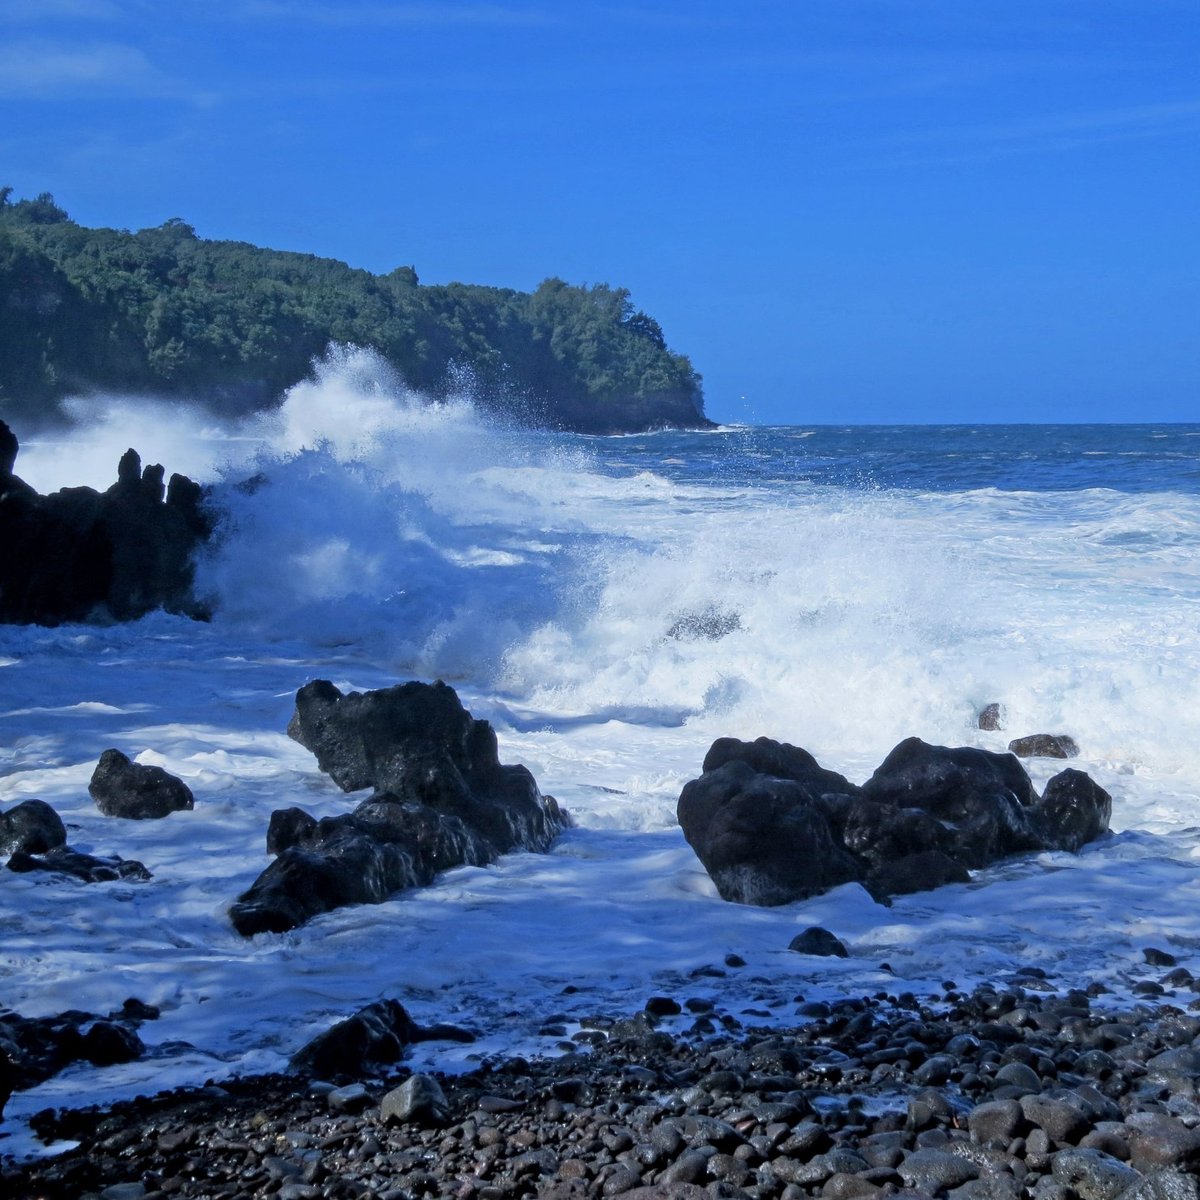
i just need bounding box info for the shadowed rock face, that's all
[0,419,212,625]
[230,680,568,936]
[89,749,195,820]
[678,736,1111,907]
[290,999,419,1079]
[0,799,67,857]
[0,999,157,1116]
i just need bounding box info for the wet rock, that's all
[381,1074,448,1126]
[679,734,1110,908]
[1020,1091,1092,1144]
[1124,1112,1200,1172]
[645,996,682,1016]
[289,999,418,1078]
[1050,1148,1141,1200]
[0,426,212,626]
[897,1147,979,1191]
[1034,769,1112,853]
[89,749,194,820]
[7,846,152,883]
[326,1082,372,1113]
[1143,948,1178,968]
[1117,1173,1200,1200]
[789,927,850,957]
[866,849,971,898]
[0,1002,155,1099]
[677,757,864,905]
[1008,734,1080,759]
[0,798,67,856]
[232,680,567,935]
[81,1021,144,1067]
[863,736,1039,809]
[978,703,1005,731]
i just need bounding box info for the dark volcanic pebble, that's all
[8,980,1200,1200]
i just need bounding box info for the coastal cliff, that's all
[0,190,709,435]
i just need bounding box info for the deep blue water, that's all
[590,424,1200,495]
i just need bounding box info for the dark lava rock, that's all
[789,926,850,957]
[0,424,212,625]
[0,798,67,856]
[1008,733,1080,759]
[1144,947,1178,968]
[862,736,1039,811]
[678,734,1110,908]
[290,998,418,1079]
[0,1001,155,1107]
[676,753,863,905]
[89,748,194,820]
[7,846,151,882]
[231,679,567,935]
[381,1074,448,1125]
[978,703,1005,731]
[864,849,971,899]
[1035,768,1112,852]
[13,980,1200,1200]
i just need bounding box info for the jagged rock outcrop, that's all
[0,419,212,625]
[678,735,1111,906]
[230,680,568,936]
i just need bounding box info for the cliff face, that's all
[0,193,710,434]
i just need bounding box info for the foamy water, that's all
[3,353,1199,1152]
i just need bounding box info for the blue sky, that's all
[2,0,1197,425]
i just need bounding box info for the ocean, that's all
[3,350,1199,1153]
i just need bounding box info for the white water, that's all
[3,351,1200,1152]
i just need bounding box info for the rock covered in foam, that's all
[8,846,152,883]
[1009,732,1081,759]
[230,679,568,936]
[678,735,1111,907]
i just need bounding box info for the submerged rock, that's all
[978,702,1005,731]
[789,927,850,957]
[7,846,151,883]
[1009,732,1080,759]
[678,735,1111,907]
[231,679,568,936]
[0,1000,157,1114]
[2,797,150,882]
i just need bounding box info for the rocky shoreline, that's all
[6,966,1200,1200]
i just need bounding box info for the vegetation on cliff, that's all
[0,190,707,434]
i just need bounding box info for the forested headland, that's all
[0,190,709,434]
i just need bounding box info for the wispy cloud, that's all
[0,40,179,99]
[877,99,1200,166]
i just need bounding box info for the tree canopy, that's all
[0,191,707,433]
